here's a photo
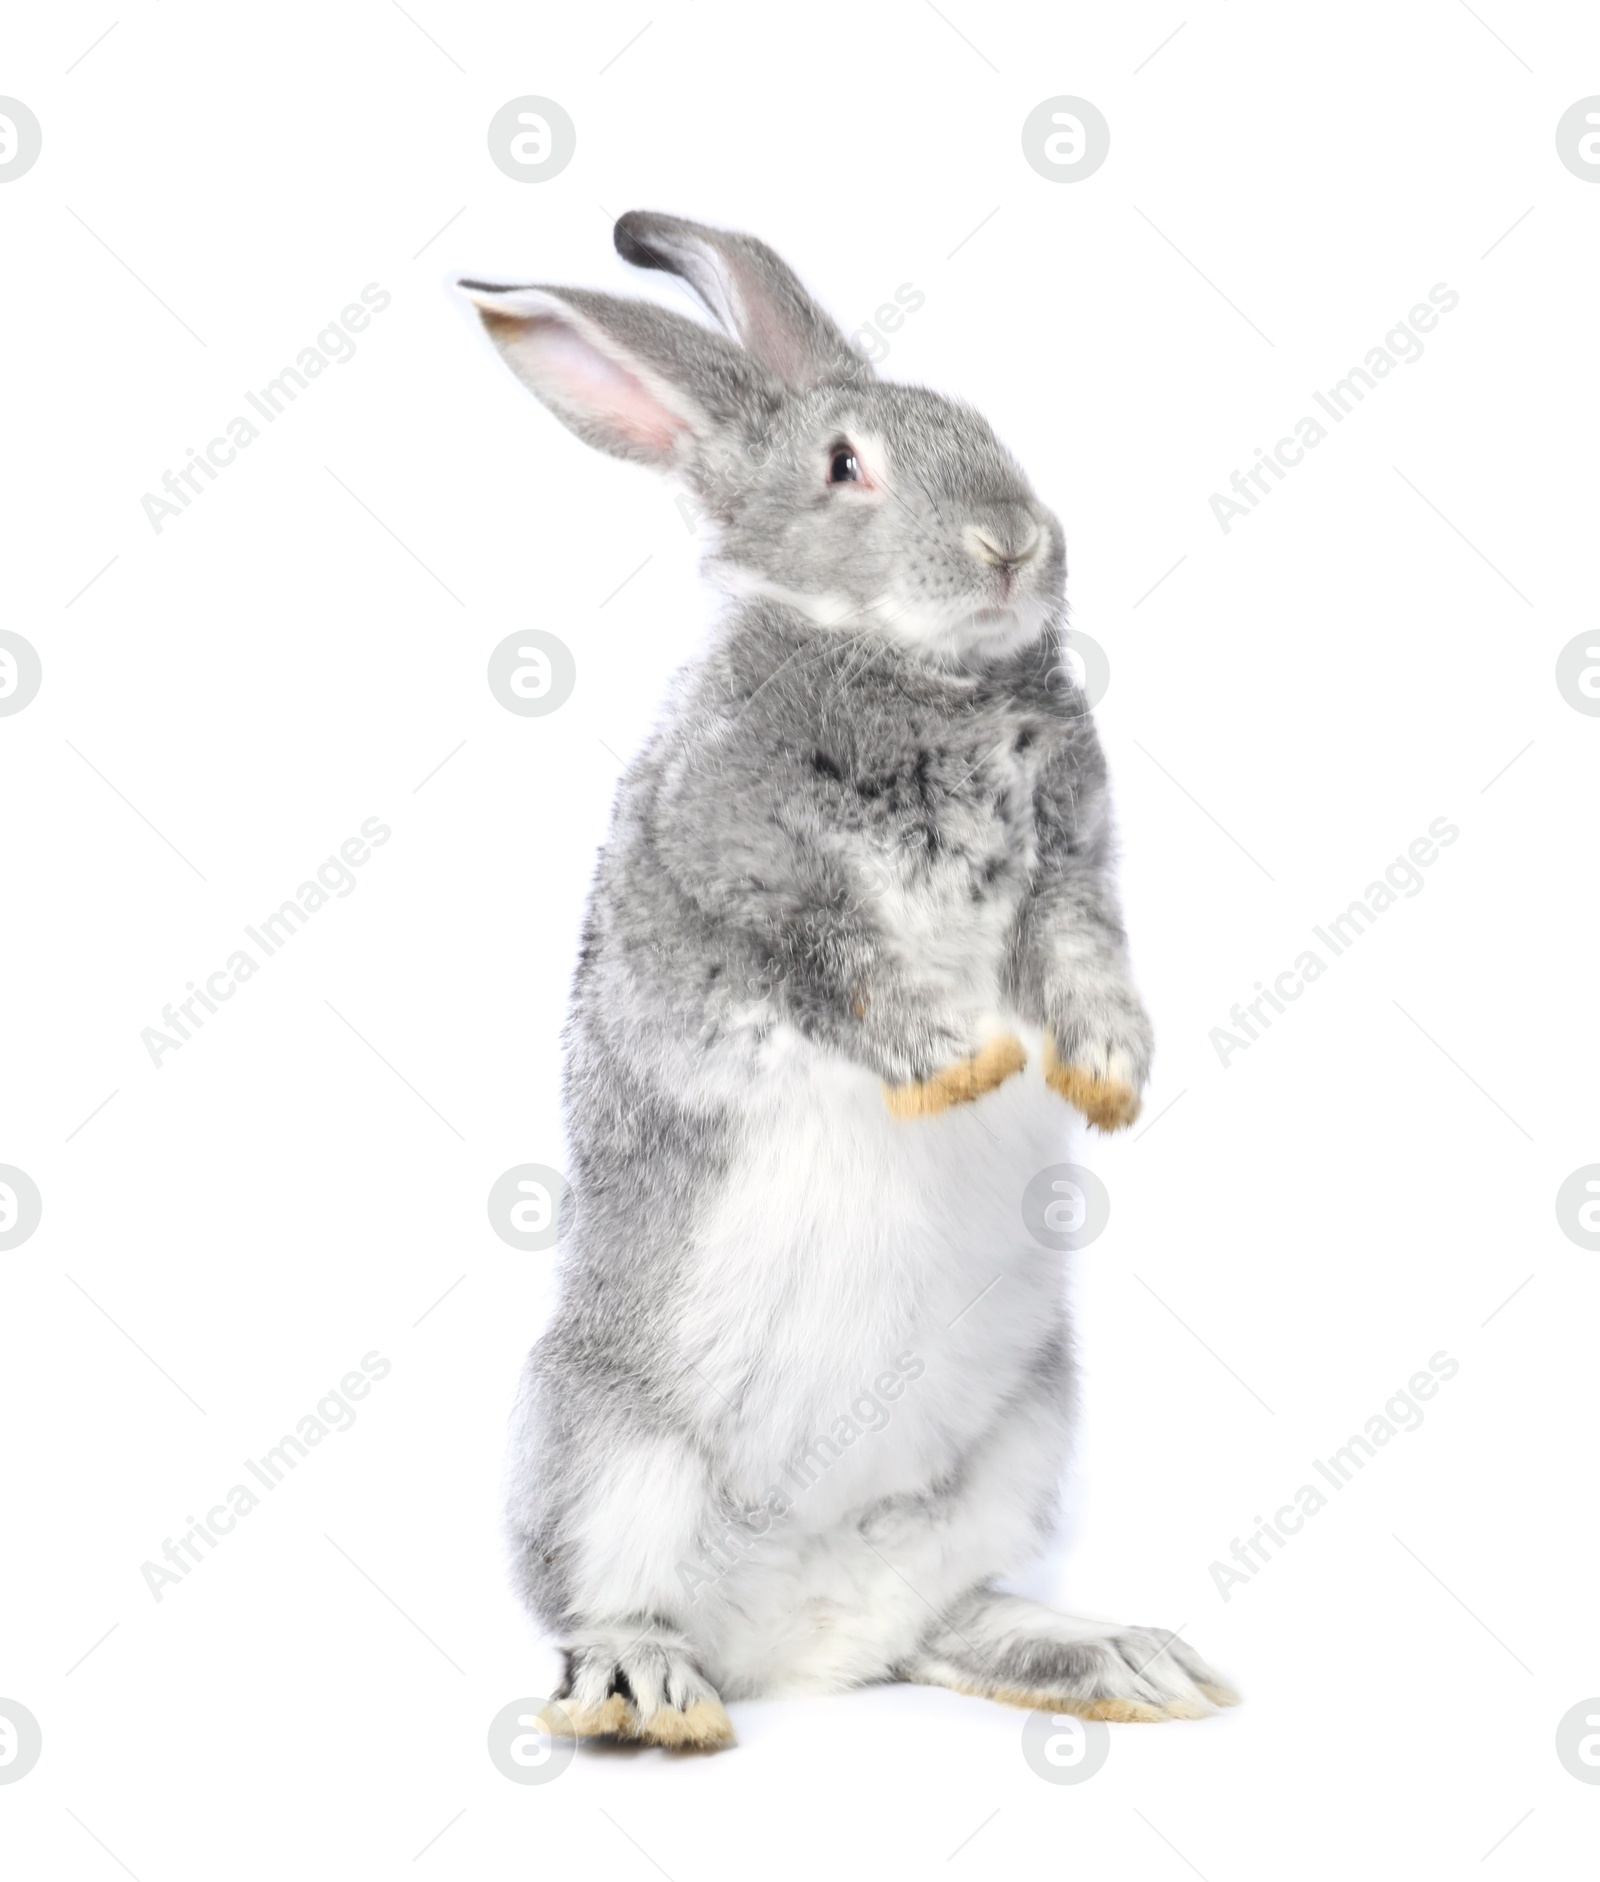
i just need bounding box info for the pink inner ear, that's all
[669,235,827,389]
[524,321,687,457]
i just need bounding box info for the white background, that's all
[3,1,1597,1875]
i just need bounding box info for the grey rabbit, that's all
[459,211,1236,1747]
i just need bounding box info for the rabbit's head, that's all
[461,211,1064,664]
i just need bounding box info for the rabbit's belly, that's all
[669,1038,1080,1696]
[678,1029,1074,1517]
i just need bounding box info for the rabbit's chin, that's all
[877,592,1056,665]
[911,602,1046,669]
[715,565,1055,665]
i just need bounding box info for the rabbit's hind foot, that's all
[900,1591,1239,1724]
[541,1627,735,1751]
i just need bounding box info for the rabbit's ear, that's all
[613,211,869,392]
[458,280,773,472]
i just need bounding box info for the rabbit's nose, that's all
[964,516,1041,568]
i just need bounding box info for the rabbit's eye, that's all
[827,448,861,485]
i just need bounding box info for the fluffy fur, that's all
[460,211,1234,1746]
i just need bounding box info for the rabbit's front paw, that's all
[882,1034,1027,1119]
[1042,1030,1146,1132]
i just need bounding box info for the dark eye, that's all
[827,448,861,485]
